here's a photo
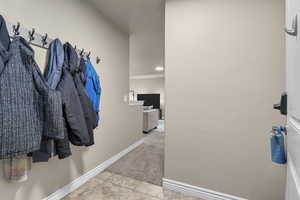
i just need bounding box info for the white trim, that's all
[288,117,300,133]
[43,138,145,200]
[162,178,247,200]
[288,152,300,197]
[130,74,164,80]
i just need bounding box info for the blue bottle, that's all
[270,126,286,164]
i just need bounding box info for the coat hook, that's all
[80,48,85,57]
[13,22,20,36]
[42,33,48,46]
[28,28,35,42]
[74,45,77,50]
[87,51,91,59]
[96,56,101,64]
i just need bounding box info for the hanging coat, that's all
[84,59,101,122]
[77,58,98,145]
[55,67,90,151]
[0,36,64,159]
[63,43,97,146]
[51,43,92,148]
[33,39,67,162]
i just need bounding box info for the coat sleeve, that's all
[92,74,101,114]
[54,125,72,159]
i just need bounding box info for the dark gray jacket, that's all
[63,43,97,146]
[0,36,64,159]
[56,67,90,147]
[33,39,67,162]
[53,43,92,148]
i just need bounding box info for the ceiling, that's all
[88,0,165,76]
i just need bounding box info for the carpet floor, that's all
[107,127,164,186]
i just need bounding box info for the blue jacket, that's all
[84,60,101,121]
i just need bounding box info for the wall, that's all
[129,26,165,76]
[130,77,165,119]
[0,1,143,200]
[164,0,286,200]
[128,0,165,76]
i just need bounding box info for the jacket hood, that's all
[0,15,10,51]
[63,42,79,73]
[44,39,64,89]
[0,15,10,69]
[50,39,64,69]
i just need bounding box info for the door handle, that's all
[285,15,298,36]
[273,93,287,115]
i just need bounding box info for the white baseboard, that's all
[162,178,247,200]
[44,138,145,200]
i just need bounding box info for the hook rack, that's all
[7,21,101,64]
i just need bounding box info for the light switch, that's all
[123,95,128,103]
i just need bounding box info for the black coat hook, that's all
[80,48,85,57]
[74,45,77,50]
[28,28,35,42]
[96,56,101,64]
[42,33,48,46]
[13,22,20,36]
[87,51,91,59]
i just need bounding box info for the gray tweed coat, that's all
[0,37,64,159]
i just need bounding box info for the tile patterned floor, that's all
[62,171,203,200]
[63,121,203,200]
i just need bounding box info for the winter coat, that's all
[32,39,67,162]
[0,36,64,159]
[77,58,98,145]
[63,43,97,146]
[84,59,101,122]
[55,67,90,147]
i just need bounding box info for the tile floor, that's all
[62,171,203,200]
[63,121,203,200]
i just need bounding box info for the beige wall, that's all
[130,77,165,119]
[164,0,286,200]
[0,1,143,200]
[130,27,165,76]
[128,0,165,76]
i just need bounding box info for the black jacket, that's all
[56,67,91,147]
[76,58,98,145]
[63,43,96,146]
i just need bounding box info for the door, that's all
[286,0,300,199]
